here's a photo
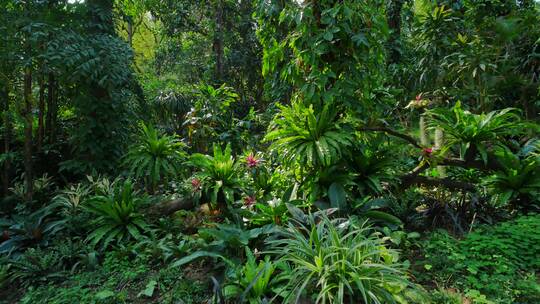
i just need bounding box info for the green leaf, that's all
[323,31,333,41]
[171,251,235,268]
[286,203,306,222]
[363,211,403,228]
[95,290,115,300]
[137,280,157,298]
[328,182,346,209]
[478,145,488,165]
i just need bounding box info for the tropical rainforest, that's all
[1,0,539,303]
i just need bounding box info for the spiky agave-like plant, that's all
[267,215,411,303]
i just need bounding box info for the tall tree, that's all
[45,73,56,144]
[213,0,225,81]
[23,0,34,202]
[0,1,15,197]
[387,0,407,64]
[0,80,10,197]
[257,0,388,114]
[37,73,45,151]
[148,0,264,105]
[51,0,135,174]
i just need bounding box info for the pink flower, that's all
[243,196,256,207]
[423,147,433,155]
[246,154,259,168]
[191,178,201,190]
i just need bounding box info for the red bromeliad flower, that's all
[405,93,429,109]
[423,147,434,155]
[246,154,259,168]
[191,178,201,190]
[243,196,256,207]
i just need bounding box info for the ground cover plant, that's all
[1,0,539,303]
[417,215,540,303]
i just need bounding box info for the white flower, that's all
[268,197,281,208]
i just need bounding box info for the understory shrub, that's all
[418,214,540,303]
[0,204,66,256]
[85,180,150,248]
[124,123,186,193]
[189,143,245,211]
[13,252,208,304]
[224,248,287,303]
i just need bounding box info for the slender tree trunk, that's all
[45,73,55,144]
[213,0,224,82]
[37,73,45,151]
[1,82,10,196]
[45,1,56,144]
[23,66,34,203]
[23,0,34,202]
[387,0,405,64]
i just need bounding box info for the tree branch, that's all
[400,160,475,191]
[359,127,504,171]
[440,156,504,172]
[404,175,476,191]
[359,127,423,149]
[360,126,505,192]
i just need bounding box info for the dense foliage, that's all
[1,0,539,303]
[419,215,540,303]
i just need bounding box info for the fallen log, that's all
[149,197,195,216]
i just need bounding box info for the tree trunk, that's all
[37,73,45,151]
[387,0,405,64]
[1,82,10,197]
[45,1,56,144]
[22,0,34,203]
[23,66,34,203]
[213,0,224,82]
[45,73,56,144]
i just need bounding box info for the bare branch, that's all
[406,176,476,191]
[359,127,423,149]
[440,157,503,172]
